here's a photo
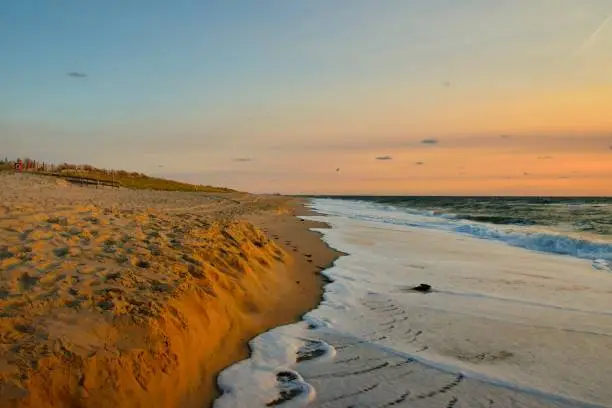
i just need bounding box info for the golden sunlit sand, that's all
[0,172,339,408]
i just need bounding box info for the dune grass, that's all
[48,169,234,193]
[1,161,234,193]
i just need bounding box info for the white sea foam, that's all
[214,199,612,408]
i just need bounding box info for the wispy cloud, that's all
[265,133,611,154]
[233,157,254,162]
[67,72,87,78]
[375,155,393,160]
[575,13,612,55]
[537,155,553,160]
[415,161,425,165]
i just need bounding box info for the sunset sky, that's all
[2,1,611,195]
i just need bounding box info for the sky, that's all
[1,0,612,195]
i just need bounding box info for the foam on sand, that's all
[214,198,612,407]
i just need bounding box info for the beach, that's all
[0,172,339,408]
[4,173,612,408]
[215,198,612,408]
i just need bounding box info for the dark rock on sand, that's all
[411,283,432,293]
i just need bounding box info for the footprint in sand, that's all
[53,247,70,258]
[0,246,14,261]
[18,272,39,291]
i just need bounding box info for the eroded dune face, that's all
[0,173,294,408]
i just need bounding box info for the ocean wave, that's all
[311,199,612,270]
[316,196,612,236]
[452,223,612,264]
[459,214,538,225]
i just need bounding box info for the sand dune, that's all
[0,173,338,407]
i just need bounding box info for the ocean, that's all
[214,197,612,408]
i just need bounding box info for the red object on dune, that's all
[15,160,22,172]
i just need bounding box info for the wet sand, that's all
[0,173,339,408]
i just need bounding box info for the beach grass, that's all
[43,169,235,192]
[0,159,234,192]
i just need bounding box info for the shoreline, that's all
[202,199,343,406]
[280,199,612,407]
[0,174,342,408]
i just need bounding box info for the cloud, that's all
[67,72,87,78]
[575,13,612,55]
[415,161,424,165]
[442,81,451,88]
[537,155,553,160]
[233,157,254,162]
[375,155,393,160]
[268,132,612,154]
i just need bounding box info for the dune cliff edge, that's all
[0,173,339,407]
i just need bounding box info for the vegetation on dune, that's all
[57,169,233,192]
[0,157,12,171]
[0,158,234,193]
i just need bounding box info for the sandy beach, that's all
[0,172,339,408]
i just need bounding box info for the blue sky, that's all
[1,1,611,194]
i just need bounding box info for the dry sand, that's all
[0,172,339,408]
